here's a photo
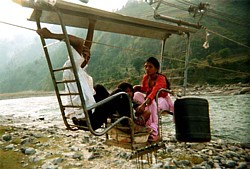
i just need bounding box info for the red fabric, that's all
[140,74,168,103]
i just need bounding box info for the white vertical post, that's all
[159,38,166,73]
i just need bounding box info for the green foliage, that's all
[0,0,249,94]
[207,56,214,66]
[218,48,231,58]
[132,58,145,75]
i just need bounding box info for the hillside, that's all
[89,0,250,87]
[0,0,249,93]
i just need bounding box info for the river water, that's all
[0,94,249,143]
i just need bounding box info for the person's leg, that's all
[112,94,132,126]
[158,97,170,111]
[90,95,131,129]
[89,84,112,130]
[133,92,159,139]
[166,96,174,113]
[90,87,132,129]
[146,101,158,137]
[110,88,133,125]
[133,92,146,104]
[93,84,110,102]
[89,105,111,130]
[157,97,174,116]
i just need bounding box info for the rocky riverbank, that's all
[1,124,249,169]
[0,83,250,169]
[176,83,250,96]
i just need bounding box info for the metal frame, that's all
[35,4,135,141]
[14,0,195,161]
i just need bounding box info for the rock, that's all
[69,145,80,151]
[191,143,206,150]
[240,143,250,149]
[88,152,101,160]
[191,166,206,169]
[24,148,36,155]
[225,160,237,168]
[0,86,249,169]
[244,155,250,162]
[21,138,31,145]
[29,156,44,163]
[240,87,250,94]
[163,165,177,169]
[236,162,248,169]
[81,136,90,143]
[31,133,43,138]
[39,117,45,121]
[5,144,15,150]
[52,157,64,165]
[72,152,83,160]
[173,160,191,167]
[149,163,162,169]
[41,163,57,169]
[2,134,12,141]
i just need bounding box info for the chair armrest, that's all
[85,91,134,136]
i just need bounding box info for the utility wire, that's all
[204,27,250,49]
[189,61,250,76]
[157,0,250,28]
[92,38,250,76]
[204,13,250,28]
[160,1,188,11]
[208,8,249,26]
[150,1,249,48]
[1,20,249,79]
[0,20,36,31]
[150,0,249,28]
[179,0,197,6]
[175,0,193,6]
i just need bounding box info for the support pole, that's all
[159,38,167,73]
[183,33,190,96]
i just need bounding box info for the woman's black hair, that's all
[146,57,160,72]
[146,57,171,89]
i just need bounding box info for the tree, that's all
[132,58,144,75]
[218,48,231,58]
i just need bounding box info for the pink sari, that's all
[157,96,174,113]
[133,92,158,139]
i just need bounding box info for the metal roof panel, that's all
[14,0,196,39]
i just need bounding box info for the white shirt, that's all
[63,47,96,119]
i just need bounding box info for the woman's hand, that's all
[136,98,150,113]
[136,103,146,114]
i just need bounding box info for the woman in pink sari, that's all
[133,57,174,141]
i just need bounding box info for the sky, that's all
[0,0,131,66]
[0,0,129,39]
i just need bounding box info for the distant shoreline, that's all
[0,91,55,100]
[0,83,249,100]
